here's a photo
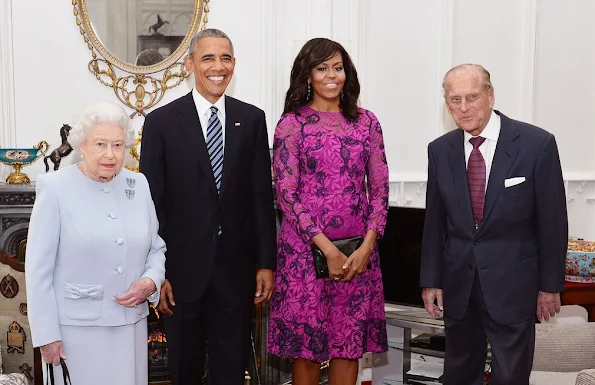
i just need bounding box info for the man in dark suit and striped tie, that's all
[420,64,568,385]
[140,28,277,385]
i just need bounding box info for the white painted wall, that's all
[1,0,595,238]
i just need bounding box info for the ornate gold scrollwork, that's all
[127,129,143,173]
[86,60,189,118]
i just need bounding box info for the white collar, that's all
[464,110,500,142]
[191,88,226,119]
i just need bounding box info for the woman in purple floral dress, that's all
[268,38,389,385]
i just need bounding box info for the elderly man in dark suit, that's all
[140,28,277,385]
[420,64,568,385]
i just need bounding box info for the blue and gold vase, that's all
[0,141,50,184]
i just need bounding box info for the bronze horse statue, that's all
[149,14,169,34]
[44,124,73,172]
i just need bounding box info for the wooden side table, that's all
[561,281,595,321]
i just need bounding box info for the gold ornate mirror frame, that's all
[72,0,209,117]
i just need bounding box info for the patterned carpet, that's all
[0,260,34,383]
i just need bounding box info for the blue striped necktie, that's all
[206,106,224,191]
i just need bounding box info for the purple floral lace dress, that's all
[268,105,389,361]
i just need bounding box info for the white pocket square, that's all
[504,177,526,188]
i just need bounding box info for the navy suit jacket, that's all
[420,111,568,325]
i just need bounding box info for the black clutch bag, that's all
[311,236,364,279]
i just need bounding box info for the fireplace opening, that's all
[147,305,170,383]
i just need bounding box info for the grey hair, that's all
[187,28,234,58]
[69,102,135,150]
[442,64,493,97]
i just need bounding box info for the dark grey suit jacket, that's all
[420,111,568,325]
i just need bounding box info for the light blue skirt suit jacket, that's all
[25,164,166,348]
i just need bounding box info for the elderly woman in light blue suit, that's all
[25,102,166,385]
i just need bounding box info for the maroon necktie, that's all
[468,136,486,226]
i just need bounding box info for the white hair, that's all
[442,63,493,97]
[69,102,134,150]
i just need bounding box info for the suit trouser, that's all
[164,247,253,385]
[442,270,535,385]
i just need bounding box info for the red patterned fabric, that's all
[468,136,487,225]
[565,281,595,288]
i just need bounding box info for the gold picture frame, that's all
[72,0,210,117]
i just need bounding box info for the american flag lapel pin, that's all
[235,122,241,126]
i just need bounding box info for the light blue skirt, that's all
[42,318,147,385]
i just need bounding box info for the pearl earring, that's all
[307,82,311,100]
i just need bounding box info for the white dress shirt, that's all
[192,87,226,152]
[464,111,501,190]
